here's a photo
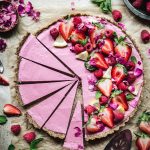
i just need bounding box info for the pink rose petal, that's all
[0,39,7,53]
[134,68,143,77]
[18,4,26,16]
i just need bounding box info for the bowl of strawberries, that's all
[124,0,150,21]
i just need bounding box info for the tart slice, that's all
[42,81,78,138]
[18,81,72,106]
[18,58,75,83]
[19,34,74,77]
[27,82,75,128]
[63,101,84,150]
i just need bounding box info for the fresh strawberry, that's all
[0,75,9,86]
[94,69,103,79]
[112,10,122,22]
[97,79,112,97]
[59,21,74,41]
[86,123,100,133]
[135,133,150,150]
[113,110,124,123]
[84,105,97,115]
[111,64,127,85]
[99,96,109,105]
[3,104,21,116]
[101,39,114,55]
[100,107,114,128]
[138,111,150,135]
[70,29,86,44]
[23,132,36,143]
[111,93,129,111]
[91,53,108,70]
[11,124,21,136]
[118,82,128,91]
[114,43,132,62]
[105,29,114,38]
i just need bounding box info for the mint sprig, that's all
[95,91,102,99]
[0,115,7,125]
[91,0,112,14]
[131,56,137,64]
[30,138,43,150]
[78,37,88,46]
[92,22,104,29]
[126,93,134,101]
[8,144,15,150]
[111,90,123,98]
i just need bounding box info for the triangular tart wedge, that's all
[42,81,78,138]
[63,101,84,150]
[19,34,74,77]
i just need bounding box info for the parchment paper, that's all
[0,0,150,149]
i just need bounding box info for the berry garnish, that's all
[99,96,108,105]
[84,43,93,52]
[118,82,128,91]
[23,132,36,143]
[94,69,103,79]
[11,124,21,136]
[126,61,135,71]
[74,44,84,54]
[141,30,150,44]
[50,28,59,40]
[73,17,82,27]
[112,10,122,22]
[105,29,114,38]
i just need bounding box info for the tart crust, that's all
[14,14,144,141]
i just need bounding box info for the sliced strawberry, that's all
[59,21,74,41]
[112,93,129,111]
[100,107,114,128]
[113,110,124,123]
[70,29,86,44]
[84,105,97,115]
[97,79,112,97]
[3,104,21,116]
[86,123,100,133]
[115,44,132,62]
[91,52,108,70]
[101,38,114,55]
[0,75,9,86]
[111,64,127,85]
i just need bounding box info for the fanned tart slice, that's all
[18,34,74,77]
[18,58,74,83]
[27,82,75,128]
[18,80,72,106]
[63,101,84,150]
[42,81,78,138]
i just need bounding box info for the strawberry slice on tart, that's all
[111,64,128,85]
[59,21,74,41]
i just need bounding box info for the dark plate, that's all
[124,0,150,21]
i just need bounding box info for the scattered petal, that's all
[32,11,40,21]
[18,5,26,16]
[19,0,24,4]
[0,39,7,53]
[128,85,135,92]
[25,1,33,14]
[137,61,141,65]
[109,102,118,110]
[78,145,84,149]
[74,127,81,137]
[129,100,138,108]
[118,22,126,31]
[134,68,143,77]
[87,74,97,85]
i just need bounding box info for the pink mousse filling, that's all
[18,58,74,82]
[27,83,73,128]
[19,81,72,105]
[43,81,78,134]
[36,16,143,136]
[19,35,73,76]
[63,101,84,150]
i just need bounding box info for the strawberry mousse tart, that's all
[16,14,144,148]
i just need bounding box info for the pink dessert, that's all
[19,34,74,77]
[42,81,78,136]
[18,58,75,82]
[27,82,75,128]
[63,101,84,150]
[19,81,72,106]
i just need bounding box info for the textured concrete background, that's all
[0,0,150,149]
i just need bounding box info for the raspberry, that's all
[141,30,150,44]
[11,124,21,136]
[118,82,128,91]
[84,105,96,115]
[107,56,116,66]
[133,0,143,9]
[146,2,150,14]
[23,132,36,143]
[84,43,93,52]
[50,28,59,40]
[112,10,122,22]
[126,61,135,71]
[94,69,103,79]
[126,73,136,84]
[74,44,84,54]
[105,29,114,38]
[73,17,82,27]
[99,96,108,105]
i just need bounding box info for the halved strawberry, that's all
[111,93,129,111]
[97,79,112,97]
[0,75,9,86]
[59,21,74,41]
[111,64,127,85]
[113,110,124,123]
[99,107,114,128]
[101,38,114,55]
[3,104,21,116]
[70,29,86,44]
[115,44,132,62]
[91,52,108,70]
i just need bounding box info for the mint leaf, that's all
[64,15,71,20]
[8,144,15,150]
[95,91,102,99]
[84,61,97,72]
[111,90,123,98]
[126,93,135,101]
[0,115,7,125]
[78,37,88,46]
[131,56,137,64]
[30,138,43,150]
[92,22,104,29]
